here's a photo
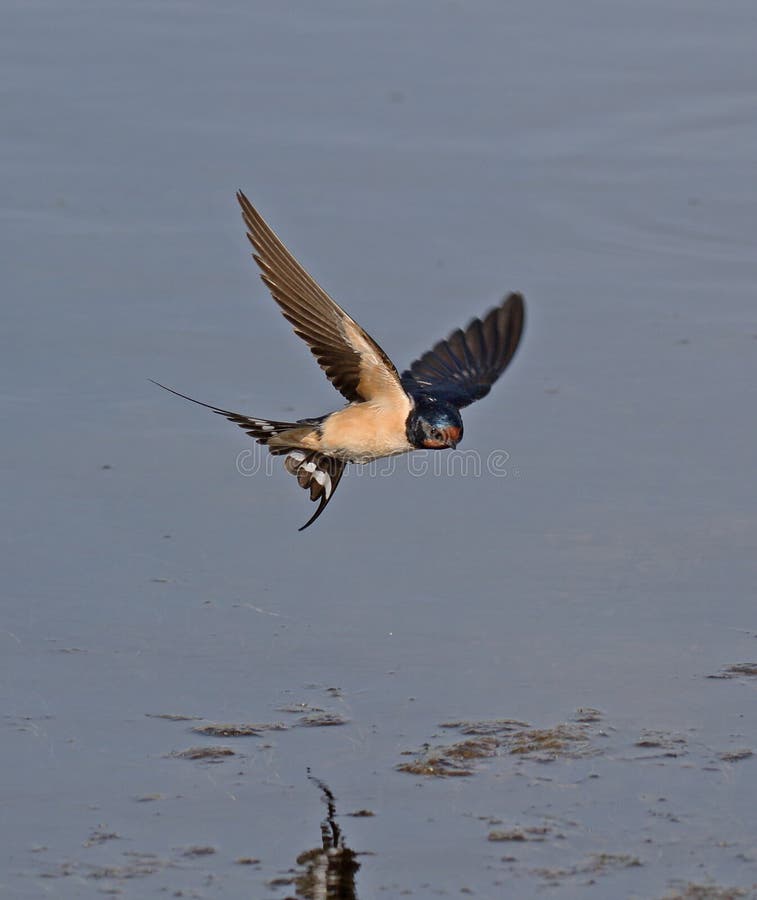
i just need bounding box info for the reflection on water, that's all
[285,776,360,900]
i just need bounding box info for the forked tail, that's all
[150,380,345,530]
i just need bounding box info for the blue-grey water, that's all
[3,2,757,898]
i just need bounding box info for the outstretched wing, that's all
[401,293,525,408]
[238,191,406,406]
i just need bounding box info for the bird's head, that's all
[406,399,463,450]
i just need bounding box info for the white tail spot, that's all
[313,470,331,498]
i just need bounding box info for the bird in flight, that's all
[153,192,525,531]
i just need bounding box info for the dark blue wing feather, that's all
[401,293,525,408]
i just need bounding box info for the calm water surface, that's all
[2,2,757,897]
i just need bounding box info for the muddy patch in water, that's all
[531,850,643,882]
[191,721,287,737]
[661,885,757,900]
[168,745,235,761]
[398,710,603,776]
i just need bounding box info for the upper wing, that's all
[401,293,525,408]
[237,191,406,405]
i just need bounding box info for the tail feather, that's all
[149,380,299,444]
[284,450,346,531]
[151,380,346,530]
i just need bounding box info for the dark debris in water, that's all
[277,702,326,714]
[573,707,603,723]
[532,852,642,881]
[296,711,349,727]
[181,845,216,857]
[660,884,757,899]
[636,730,687,749]
[5,714,54,733]
[191,721,288,737]
[41,852,167,882]
[277,686,349,723]
[398,736,500,777]
[634,730,688,757]
[444,736,500,760]
[509,724,595,760]
[488,825,556,843]
[399,717,600,776]
[719,748,754,762]
[169,745,235,761]
[82,827,120,848]
[145,712,202,721]
[86,859,163,880]
[397,706,757,782]
[707,663,757,680]
[439,718,530,735]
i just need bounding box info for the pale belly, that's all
[311,401,414,463]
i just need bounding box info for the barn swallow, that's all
[153,191,525,530]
